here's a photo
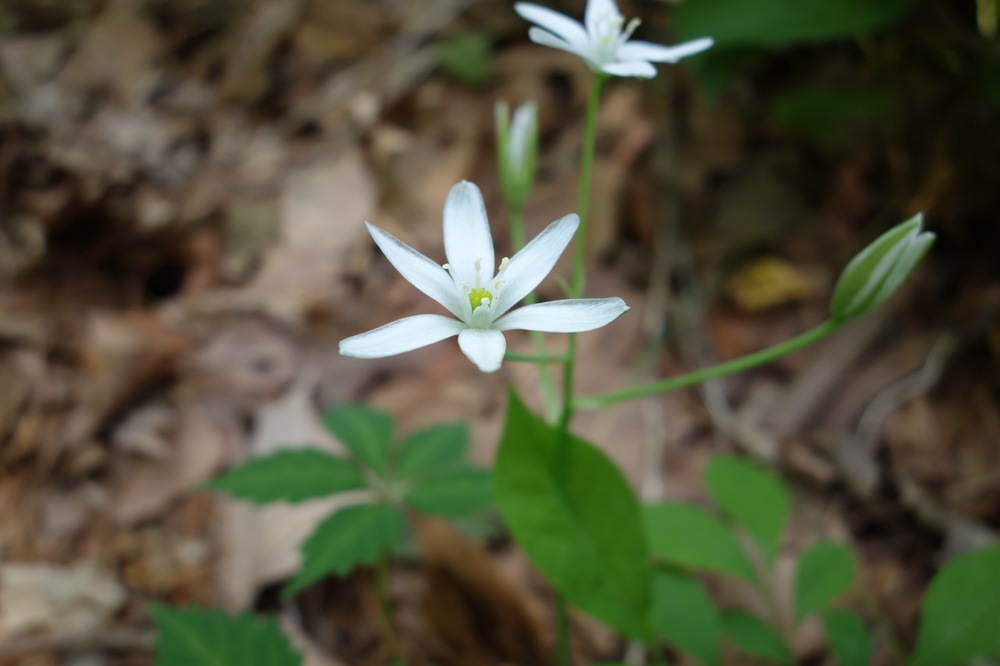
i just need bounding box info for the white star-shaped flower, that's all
[515,0,713,78]
[339,181,629,372]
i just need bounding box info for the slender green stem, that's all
[374,554,402,662]
[504,350,571,363]
[574,319,842,410]
[509,202,527,253]
[572,74,606,300]
[554,593,571,666]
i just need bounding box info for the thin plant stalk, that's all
[574,319,841,409]
[374,554,402,662]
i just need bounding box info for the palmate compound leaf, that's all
[643,502,757,582]
[151,604,300,666]
[822,609,872,666]
[322,404,394,478]
[395,422,469,481]
[908,545,1000,666]
[494,391,652,639]
[651,569,722,666]
[201,449,367,504]
[704,455,790,563]
[403,467,492,518]
[285,503,406,595]
[794,541,856,621]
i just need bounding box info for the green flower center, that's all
[469,287,493,310]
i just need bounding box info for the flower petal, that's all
[366,222,467,319]
[515,3,590,51]
[601,60,657,78]
[457,328,507,373]
[493,213,579,317]
[443,181,494,290]
[585,0,621,35]
[340,315,465,358]
[526,27,593,63]
[618,37,714,63]
[494,297,629,332]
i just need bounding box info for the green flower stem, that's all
[504,350,571,363]
[374,554,402,662]
[571,73,606,300]
[574,319,842,410]
[509,207,559,417]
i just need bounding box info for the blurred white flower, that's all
[339,181,629,372]
[515,0,713,78]
[495,100,539,209]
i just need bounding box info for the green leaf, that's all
[651,570,721,666]
[721,610,792,664]
[769,88,894,142]
[322,404,394,478]
[404,467,492,517]
[644,502,757,581]
[201,449,367,504]
[286,504,406,595]
[704,455,790,562]
[908,545,1000,666]
[822,609,871,666]
[151,605,300,666]
[436,34,493,87]
[674,0,918,48]
[794,541,856,620]
[494,392,652,639]
[396,422,468,480]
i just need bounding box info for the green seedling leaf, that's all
[721,609,792,664]
[644,502,757,581]
[201,449,366,504]
[794,541,856,620]
[286,504,406,595]
[652,570,722,666]
[323,404,394,478]
[674,0,918,48]
[396,422,468,480]
[908,545,1000,666]
[404,467,493,517]
[494,391,652,639]
[704,455,790,562]
[822,609,871,666]
[151,604,299,666]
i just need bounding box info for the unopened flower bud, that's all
[495,100,538,209]
[830,214,935,321]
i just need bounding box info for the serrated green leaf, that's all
[908,545,1000,666]
[651,570,721,666]
[674,0,918,48]
[822,609,871,666]
[644,502,757,582]
[721,610,792,663]
[494,391,652,639]
[201,449,367,504]
[404,467,492,517]
[322,404,394,477]
[286,504,406,595]
[704,456,790,562]
[396,422,468,480]
[151,604,300,666]
[794,541,856,620]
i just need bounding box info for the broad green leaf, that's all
[720,610,792,664]
[201,449,366,504]
[396,422,468,480]
[404,467,492,517]
[908,545,1000,666]
[651,570,721,666]
[286,504,406,594]
[494,392,652,639]
[644,502,756,581]
[794,541,856,620]
[704,456,790,562]
[674,0,918,48]
[322,404,393,477]
[151,605,299,666]
[822,609,871,666]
